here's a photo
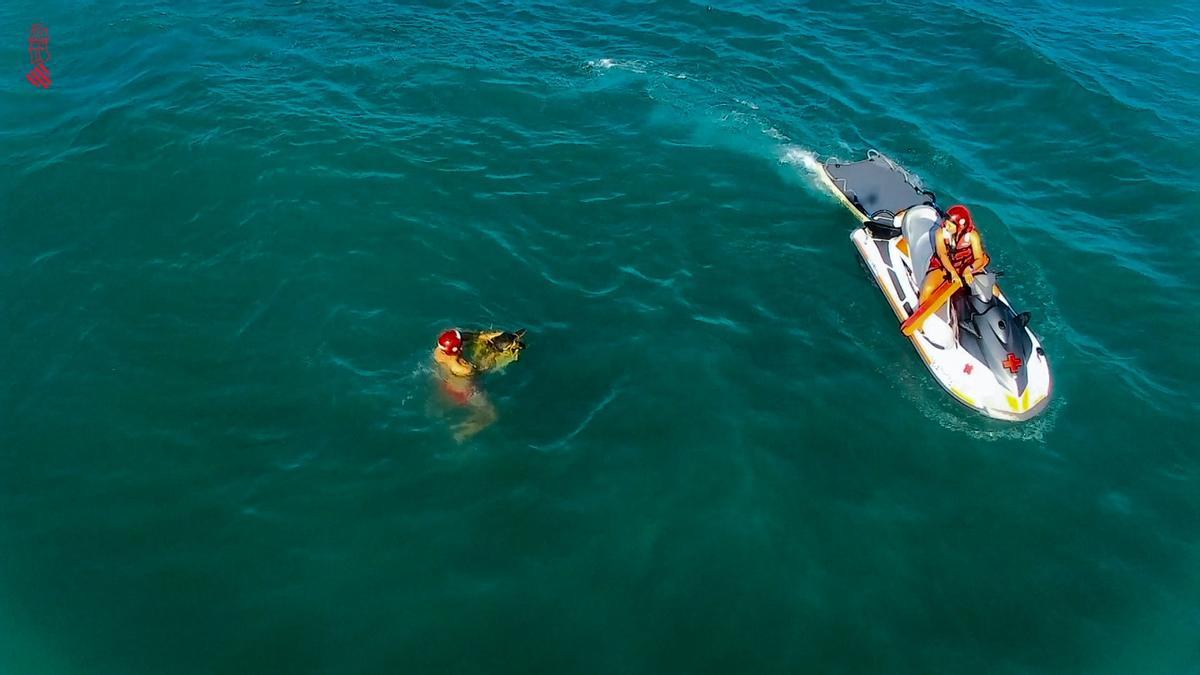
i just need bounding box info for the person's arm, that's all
[434,349,477,377]
[448,357,476,378]
[969,232,986,272]
[963,232,987,283]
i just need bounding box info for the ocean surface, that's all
[2,1,1199,673]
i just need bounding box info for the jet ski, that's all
[816,150,1051,420]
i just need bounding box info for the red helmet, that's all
[437,329,463,355]
[946,204,974,231]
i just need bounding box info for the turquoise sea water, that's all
[3,1,1199,673]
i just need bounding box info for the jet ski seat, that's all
[901,205,940,271]
[900,205,956,345]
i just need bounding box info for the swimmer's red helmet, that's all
[437,329,463,355]
[946,204,975,231]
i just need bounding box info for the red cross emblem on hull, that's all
[1003,353,1023,374]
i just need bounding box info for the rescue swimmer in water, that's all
[433,327,527,441]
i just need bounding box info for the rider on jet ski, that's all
[918,204,990,305]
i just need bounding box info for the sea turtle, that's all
[462,329,527,373]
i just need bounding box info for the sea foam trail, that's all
[779,145,838,197]
[586,55,831,196]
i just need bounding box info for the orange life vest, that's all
[927,226,976,273]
